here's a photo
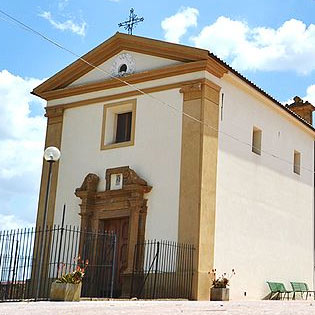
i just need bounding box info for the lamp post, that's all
[35,146,61,300]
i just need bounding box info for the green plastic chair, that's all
[290,282,315,300]
[267,281,292,300]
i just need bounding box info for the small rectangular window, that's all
[115,112,132,143]
[101,99,136,150]
[252,127,262,155]
[293,150,301,175]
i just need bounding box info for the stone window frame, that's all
[100,99,137,150]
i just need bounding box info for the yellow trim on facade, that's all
[178,80,220,300]
[35,107,64,229]
[37,60,226,101]
[46,79,214,112]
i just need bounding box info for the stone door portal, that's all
[75,166,152,297]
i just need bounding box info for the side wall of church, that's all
[53,88,183,242]
[214,75,314,300]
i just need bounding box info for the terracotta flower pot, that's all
[50,282,82,301]
[210,287,229,301]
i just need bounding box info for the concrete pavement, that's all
[1,300,315,315]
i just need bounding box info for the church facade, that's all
[33,33,315,300]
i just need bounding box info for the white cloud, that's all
[191,17,315,74]
[0,70,46,230]
[0,214,33,231]
[303,84,315,104]
[39,11,87,36]
[161,7,199,43]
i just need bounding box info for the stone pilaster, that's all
[35,106,64,229]
[178,79,221,300]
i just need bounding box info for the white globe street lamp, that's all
[36,146,61,300]
[44,146,61,162]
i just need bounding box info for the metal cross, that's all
[118,8,144,35]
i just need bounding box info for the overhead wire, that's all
[0,8,314,174]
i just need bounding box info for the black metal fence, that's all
[0,226,116,301]
[0,226,194,301]
[130,240,194,299]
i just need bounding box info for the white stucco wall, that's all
[53,88,183,242]
[214,76,314,300]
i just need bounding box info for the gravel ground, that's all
[1,300,315,315]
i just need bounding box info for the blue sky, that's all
[1,0,315,229]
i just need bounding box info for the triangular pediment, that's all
[68,50,184,88]
[33,33,211,98]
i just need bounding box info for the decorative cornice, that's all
[45,79,207,112]
[35,59,226,100]
[206,59,227,79]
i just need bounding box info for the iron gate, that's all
[130,240,194,299]
[0,226,117,301]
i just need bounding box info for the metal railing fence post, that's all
[152,241,160,299]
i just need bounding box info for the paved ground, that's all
[1,300,315,315]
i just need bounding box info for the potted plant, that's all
[50,257,88,301]
[209,269,235,301]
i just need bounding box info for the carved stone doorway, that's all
[75,166,152,297]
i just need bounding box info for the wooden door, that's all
[101,217,129,296]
